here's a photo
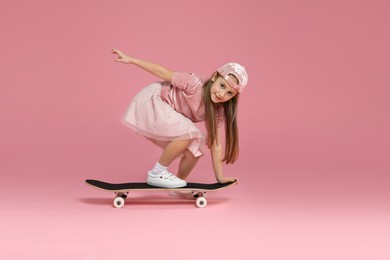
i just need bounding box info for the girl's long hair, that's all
[202,76,239,164]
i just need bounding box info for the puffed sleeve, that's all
[171,72,203,94]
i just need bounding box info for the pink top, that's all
[160,72,206,122]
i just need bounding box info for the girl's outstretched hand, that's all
[218,176,239,184]
[111,49,133,64]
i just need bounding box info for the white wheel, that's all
[196,197,207,208]
[113,197,125,208]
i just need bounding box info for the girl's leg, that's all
[147,139,191,188]
[158,139,192,167]
[177,149,200,180]
[168,149,200,198]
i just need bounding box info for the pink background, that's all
[1,0,389,259]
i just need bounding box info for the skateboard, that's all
[85,179,236,208]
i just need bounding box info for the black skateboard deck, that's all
[85,179,236,208]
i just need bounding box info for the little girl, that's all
[112,49,248,188]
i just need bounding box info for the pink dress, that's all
[122,72,207,157]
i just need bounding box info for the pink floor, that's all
[2,164,390,260]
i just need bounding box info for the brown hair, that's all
[202,76,239,164]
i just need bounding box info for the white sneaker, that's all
[147,171,187,188]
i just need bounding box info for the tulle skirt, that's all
[122,82,206,157]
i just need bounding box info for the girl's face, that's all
[210,74,239,103]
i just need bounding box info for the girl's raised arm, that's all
[111,49,175,82]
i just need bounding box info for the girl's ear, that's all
[211,72,218,83]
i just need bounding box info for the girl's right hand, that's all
[218,176,239,184]
[111,49,133,64]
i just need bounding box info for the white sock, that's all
[149,162,168,176]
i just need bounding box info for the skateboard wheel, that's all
[113,197,125,208]
[196,197,207,208]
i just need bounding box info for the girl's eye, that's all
[220,84,225,89]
